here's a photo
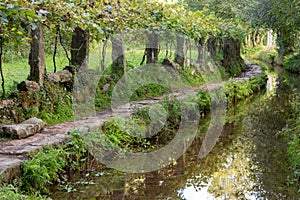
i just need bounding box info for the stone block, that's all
[47,70,73,83]
[0,99,14,109]
[17,80,40,92]
[2,118,45,139]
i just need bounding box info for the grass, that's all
[0,38,227,126]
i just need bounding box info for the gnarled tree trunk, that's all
[175,35,185,67]
[71,27,89,71]
[28,24,46,86]
[207,37,217,61]
[196,37,207,70]
[0,35,5,97]
[146,31,159,64]
[222,37,244,76]
[111,32,126,76]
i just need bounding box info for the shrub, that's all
[0,184,45,200]
[196,89,211,114]
[284,52,300,74]
[278,94,300,189]
[224,73,267,103]
[20,147,66,194]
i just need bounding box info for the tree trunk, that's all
[0,35,5,97]
[28,24,46,85]
[53,26,59,73]
[251,30,257,47]
[146,31,159,64]
[277,28,294,58]
[196,37,207,70]
[111,32,126,76]
[267,30,273,47]
[222,37,244,76]
[175,35,185,66]
[71,27,89,71]
[100,37,108,71]
[207,37,217,61]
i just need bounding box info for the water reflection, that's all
[51,69,300,200]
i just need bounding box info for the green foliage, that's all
[224,80,253,102]
[130,84,171,102]
[196,89,211,114]
[3,82,74,125]
[20,147,67,194]
[101,117,149,151]
[247,46,280,64]
[224,73,268,103]
[65,130,95,171]
[0,184,46,200]
[252,0,300,57]
[278,93,300,190]
[228,64,243,77]
[161,99,182,127]
[179,66,205,86]
[284,52,300,74]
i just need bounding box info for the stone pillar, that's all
[111,32,126,75]
[175,35,185,67]
[28,24,46,85]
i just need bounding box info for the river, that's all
[50,64,300,200]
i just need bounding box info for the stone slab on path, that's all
[0,122,75,156]
[0,123,74,183]
[2,118,46,139]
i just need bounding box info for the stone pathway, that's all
[0,60,262,183]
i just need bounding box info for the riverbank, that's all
[0,60,267,198]
[245,50,300,190]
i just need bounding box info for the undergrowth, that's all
[20,147,67,194]
[0,81,73,125]
[0,184,46,200]
[244,46,281,64]
[224,73,268,103]
[0,70,268,198]
[284,52,300,74]
[278,93,300,191]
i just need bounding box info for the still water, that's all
[51,67,300,200]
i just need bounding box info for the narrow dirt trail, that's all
[0,60,262,182]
